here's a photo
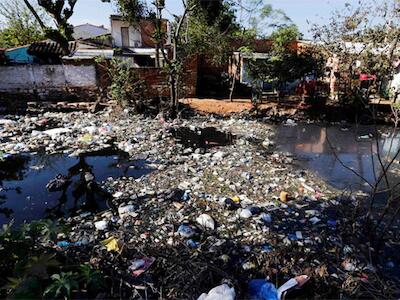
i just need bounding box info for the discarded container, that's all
[232,196,240,203]
[327,220,337,227]
[196,214,215,230]
[242,261,256,270]
[94,220,108,231]
[225,198,240,210]
[309,216,321,224]
[280,192,289,202]
[260,244,273,253]
[248,275,310,300]
[177,224,195,238]
[260,213,272,223]
[118,205,136,218]
[248,279,278,300]
[277,275,310,299]
[197,283,235,300]
[186,239,200,249]
[239,208,253,219]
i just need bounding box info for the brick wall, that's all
[97,55,198,99]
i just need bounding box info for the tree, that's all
[245,24,317,101]
[233,0,292,38]
[310,0,400,103]
[226,1,295,101]
[22,0,77,54]
[113,0,240,116]
[0,0,47,48]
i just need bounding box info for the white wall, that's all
[73,24,109,40]
[0,65,97,92]
[111,19,142,48]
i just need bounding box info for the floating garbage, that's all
[101,236,121,252]
[248,279,278,300]
[95,220,108,231]
[46,174,71,192]
[56,241,84,248]
[196,214,215,230]
[177,224,195,238]
[280,191,289,202]
[130,257,155,277]
[197,283,235,300]
[248,275,310,300]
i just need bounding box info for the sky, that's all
[68,0,356,39]
[0,0,358,39]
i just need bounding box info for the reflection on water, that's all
[0,152,156,226]
[172,127,234,149]
[276,124,400,191]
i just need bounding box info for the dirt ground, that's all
[181,98,301,116]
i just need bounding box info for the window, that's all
[121,27,129,48]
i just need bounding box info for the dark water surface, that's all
[172,127,234,149]
[275,124,400,192]
[0,152,155,226]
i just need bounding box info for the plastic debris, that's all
[101,236,121,252]
[261,213,272,223]
[94,220,108,231]
[42,128,71,138]
[118,204,136,218]
[196,214,215,230]
[197,283,235,300]
[248,275,309,300]
[56,241,84,248]
[186,239,200,248]
[177,224,195,238]
[280,191,289,202]
[46,174,71,192]
[277,275,310,299]
[239,208,253,219]
[225,198,240,210]
[248,279,278,300]
[130,257,156,277]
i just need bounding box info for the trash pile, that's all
[0,108,399,299]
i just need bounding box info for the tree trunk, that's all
[229,53,241,102]
[169,69,178,118]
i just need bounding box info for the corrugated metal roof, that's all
[28,41,77,57]
[63,49,114,59]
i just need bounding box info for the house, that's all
[73,23,110,40]
[227,39,306,96]
[4,46,35,64]
[110,15,170,67]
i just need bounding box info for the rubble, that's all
[0,108,399,299]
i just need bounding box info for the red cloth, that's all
[360,74,376,81]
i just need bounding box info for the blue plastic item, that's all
[327,220,337,227]
[182,191,190,201]
[57,241,83,247]
[186,239,199,248]
[177,224,195,238]
[248,279,279,300]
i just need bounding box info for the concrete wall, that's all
[0,64,97,92]
[111,19,142,48]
